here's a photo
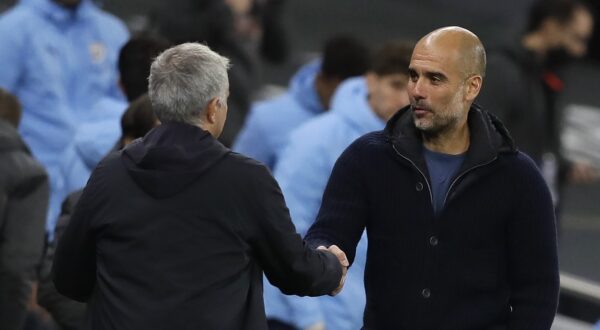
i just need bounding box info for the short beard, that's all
[413,88,465,139]
[416,115,460,140]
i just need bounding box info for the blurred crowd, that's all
[0,0,599,329]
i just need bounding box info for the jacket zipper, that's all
[442,156,498,206]
[393,143,500,208]
[392,144,433,205]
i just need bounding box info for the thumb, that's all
[327,245,349,267]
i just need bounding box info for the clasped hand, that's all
[317,245,349,296]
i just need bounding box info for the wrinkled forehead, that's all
[410,40,462,75]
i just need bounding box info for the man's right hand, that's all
[317,245,348,296]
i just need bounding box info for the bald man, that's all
[305,27,559,329]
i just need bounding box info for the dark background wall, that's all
[93,0,537,84]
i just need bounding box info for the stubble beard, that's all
[413,91,465,139]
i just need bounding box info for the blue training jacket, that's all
[233,59,325,169]
[0,0,129,236]
[75,96,127,170]
[264,77,385,329]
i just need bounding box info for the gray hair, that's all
[148,43,230,125]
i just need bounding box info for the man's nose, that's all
[410,79,426,100]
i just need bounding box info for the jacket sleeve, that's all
[0,13,26,91]
[305,143,368,266]
[264,135,332,327]
[38,191,86,330]
[52,163,108,302]
[38,240,87,330]
[246,164,342,297]
[0,153,49,330]
[274,132,332,239]
[507,154,559,330]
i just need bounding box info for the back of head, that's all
[119,35,172,102]
[0,88,22,128]
[526,0,592,33]
[148,43,230,125]
[321,35,370,80]
[370,41,414,76]
[120,94,158,148]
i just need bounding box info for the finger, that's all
[330,270,347,296]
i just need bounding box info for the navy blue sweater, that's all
[306,105,559,330]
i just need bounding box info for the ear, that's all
[204,97,220,124]
[465,75,483,102]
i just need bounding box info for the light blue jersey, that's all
[0,0,129,236]
[265,77,384,330]
[75,96,127,169]
[233,59,325,170]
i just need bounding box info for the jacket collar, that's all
[122,122,230,199]
[384,103,516,175]
[330,77,385,133]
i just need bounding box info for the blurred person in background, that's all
[37,94,159,330]
[225,0,288,64]
[74,34,170,172]
[0,88,49,330]
[477,0,597,211]
[233,35,370,169]
[305,26,559,329]
[265,41,413,330]
[116,94,161,148]
[153,0,288,147]
[585,1,600,62]
[0,0,129,240]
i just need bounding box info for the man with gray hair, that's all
[52,43,348,330]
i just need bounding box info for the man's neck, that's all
[422,122,470,155]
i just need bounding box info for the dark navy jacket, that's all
[53,122,342,330]
[306,105,559,330]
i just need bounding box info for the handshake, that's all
[317,245,349,296]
